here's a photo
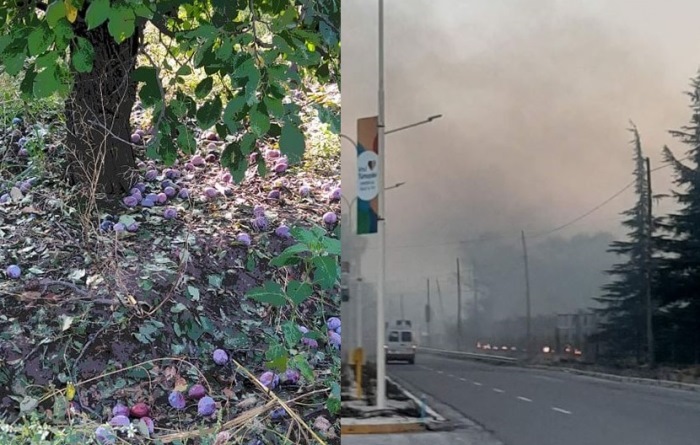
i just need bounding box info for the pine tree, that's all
[593,123,658,363]
[656,73,700,364]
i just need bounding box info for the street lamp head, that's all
[427,114,443,122]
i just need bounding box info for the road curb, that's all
[529,364,700,392]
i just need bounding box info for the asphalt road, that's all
[388,354,700,445]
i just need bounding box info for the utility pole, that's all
[436,278,446,321]
[472,260,479,344]
[400,294,405,321]
[426,278,431,346]
[645,157,655,367]
[457,258,463,350]
[521,231,532,359]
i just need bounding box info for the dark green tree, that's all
[0,0,339,195]
[656,73,700,364]
[592,124,660,363]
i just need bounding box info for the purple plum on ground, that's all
[0,194,10,204]
[178,188,190,199]
[100,221,114,232]
[135,129,146,137]
[329,331,341,349]
[328,187,341,202]
[198,396,216,416]
[259,371,279,389]
[213,349,228,365]
[282,369,300,384]
[19,181,31,193]
[336,326,341,335]
[299,185,311,197]
[203,131,218,141]
[237,233,251,246]
[11,117,22,125]
[188,384,206,400]
[156,192,168,204]
[274,162,288,173]
[95,426,116,445]
[268,190,280,200]
[266,149,280,159]
[126,222,140,233]
[168,391,186,410]
[204,187,218,198]
[113,223,126,233]
[112,403,129,417]
[123,196,138,207]
[140,417,155,434]
[207,142,218,151]
[141,198,154,208]
[221,172,232,183]
[327,317,341,331]
[130,187,142,196]
[302,337,318,348]
[164,186,176,198]
[130,403,150,418]
[6,265,21,279]
[109,415,130,428]
[164,169,180,179]
[136,161,146,169]
[145,170,158,181]
[323,212,337,225]
[18,148,28,157]
[160,179,174,189]
[275,225,291,238]
[130,191,142,202]
[191,155,205,166]
[252,216,268,231]
[205,153,216,163]
[163,207,177,220]
[253,204,265,217]
[270,408,286,420]
[131,133,141,144]
[134,182,146,193]
[184,162,195,171]
[249,152,258,163]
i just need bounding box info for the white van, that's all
[385,321,416,364]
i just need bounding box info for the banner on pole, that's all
[356,116,379,235]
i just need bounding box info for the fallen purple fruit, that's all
[6,265,21,279]
[205,153,216,163]
[326,317,341,331]
[163,186,176,198]
[237,233,251,246]
[270,408,286,420]
[123,196,138,207]
[221,172,232,183]
[135,129,146,137]
[328,187,341,202]
[130,403,150,418]
[112,403,129,417]
[266,149,280,159]
[184,162,195,171]
[136,161,146,169]
[268,190,280,200]
[140,417,155,434]
[252,216,268,231]
[0,194,11,204]
[178,188,190,199]
[336,326,341,335]
[275,225,291,238]
[160,179,174,189]
[126,223,140,233]
[19,182,31,193]
[141,198,154,208]
[130,187,142,196]
[188,384,206,400]
[145,169,158,181]
[249,152,258,163]
[299,185,311,197]
[302,337,318,348]
[109,415,130,428]
[253,204,265,217]
[204,187,218,198]
[207,142,218,151]
[165,169,180,179]
[18,148,28,157]
[134,182,146,193]
[163,207,177,220]
[213,349,228,365]
[113,223,126,233]
[131,133,141,144]
[274,162,288,173]
[323,212,337,225]
[329,331,341,349]
[156,192,168,204]
[168,391,186,410]
[94,426,116,445]
[197,396,216,416]
[259,371,279,389]
[298,325,309,334]
[282,369,300,384]
[191,155,205,166]
[203,131,219,141]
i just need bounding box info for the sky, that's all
[341,0,700,338]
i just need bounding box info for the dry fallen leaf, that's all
[236,396,258,410]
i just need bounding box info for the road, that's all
[388,354,700,445]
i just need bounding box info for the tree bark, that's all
[65,20,143,197]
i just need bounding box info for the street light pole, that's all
[376,0,388,409]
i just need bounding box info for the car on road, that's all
[385,323,416,364]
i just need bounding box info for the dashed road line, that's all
[552,407,572,415]
[473,382,483,386]
[517,396,533,402]
[459,377,467,382]
[493,388,505,393]
[437,370,444,374]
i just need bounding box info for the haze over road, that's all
[389,354,700,445]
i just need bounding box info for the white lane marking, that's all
[517,396,533,402]
[552,407,572,415]
[437,370,444,375]
[448,374,455,378]
[493,388,505,393]
[473,382,483,386]
[459,377,467,382]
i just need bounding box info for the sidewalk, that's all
[341,430,503,445]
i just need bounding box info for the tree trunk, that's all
[65,21,143,197]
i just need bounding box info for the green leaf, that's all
[186,285,200,301]
[286,281,313,306]
[266,355,288,373]
[269,243,309,267]
[85,0,110,30]
[264,95,285,120]
[291,355,315,383]
[223,95,247,131]
[53,20,75,50]
[34,67,61,98]
[321,237,341,256]
[247,281,286,307]
[176,65,192,76]
[72,37,95,73]
[326,395,341,415]
[282,321,303,348]
[196,96,223,129]
[186,320,204,341]
[4,51,26,77]
[176,125,197,154]
[249,103,270,137]
[194,77,214,99]
[280,122,305,165]
[45,1,67,28]
[108,6,136,44]
[20,67,37,98]
[208,274,223,288]
[27,23,54,57]
[312,256,337,290]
